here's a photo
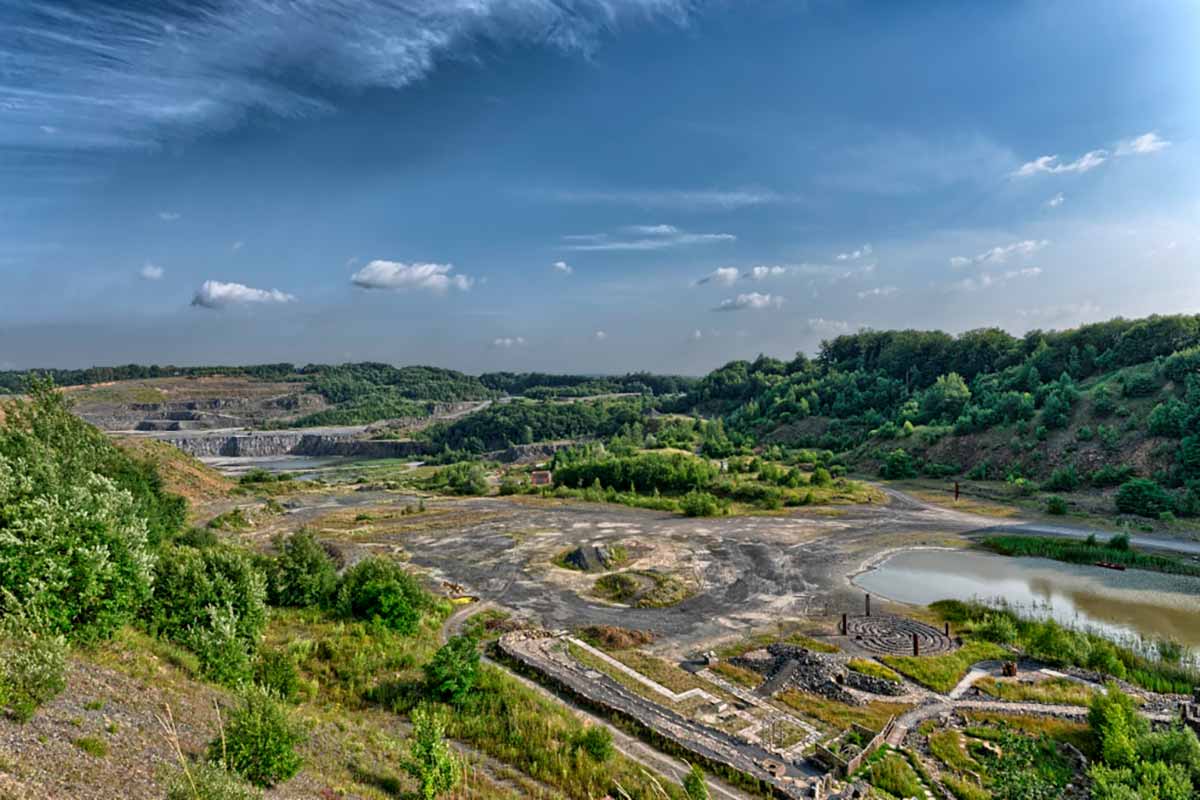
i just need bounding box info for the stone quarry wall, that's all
[159,431,429,459]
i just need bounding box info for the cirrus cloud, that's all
[351,260,473,292]
[191,280,296,309]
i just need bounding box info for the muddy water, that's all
[853,548,1200,650]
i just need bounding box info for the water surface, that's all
[853,548,1200,650]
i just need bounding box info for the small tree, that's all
[0,611,67,722]
[683,763,709,800]
[575,725,613,762]
[267,530,337,608]
[336,557,429,634]
[209,687,305,788]
[404,705,461,800]
[424,635,479,704]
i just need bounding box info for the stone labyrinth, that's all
[845,613,955,656]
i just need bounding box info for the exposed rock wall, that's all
[158,431,429,458]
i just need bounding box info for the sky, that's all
[2,0,1198,375]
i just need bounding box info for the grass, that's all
[859,749,924,799]
[715,628,840,659]
[882,640,1008,693]
[973,676,1095,706]
[929,730,983,774]
[846,658,902,682]
[776,690,909,734]
[959,711,1094,757]
[944,775,991,800]
[710,661,763,688]
[72,736,109,758]
[982,534,1200,577]
[593,571,693,608]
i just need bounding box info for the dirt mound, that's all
[577,625,654,650]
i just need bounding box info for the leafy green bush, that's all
[165,762,262,800]
[1045,495,1068,515]
[976,613,1018,644]
[683,764,709,800]
[1043,465,1080,492]
[680,489,721,517]
[209,687,305,788]
[144,545,268,685]
[404,704,461,800]
[1091,464,1135,487]
[1115,478,1174,517]
[879,448,918,479]
[0,613,67,722]
[424,635,479,704]
[335,557,430,633]
[432,462,490,495]
[575,725,614,762]
[253,648,299,702]
[265,530,337,608]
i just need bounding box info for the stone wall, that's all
[157,431,430,459]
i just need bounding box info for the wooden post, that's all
[913,632,919,656]
[841,613,848,635]
[865,593,871,617]
[944,622,950,637]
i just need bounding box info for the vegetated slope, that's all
[114,436,234,508]
[685,314,1200,522]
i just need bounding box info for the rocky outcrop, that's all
[156,431,430,458]
[843,670,905,696]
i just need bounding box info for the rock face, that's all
[154,430,430,459]
[561,544,624,572]
[732,644,903,704]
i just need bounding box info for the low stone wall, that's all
[843,671,904,697]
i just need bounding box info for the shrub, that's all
[424,635,479,704]
[1045,495,1068,515]
[1121,370,1160,398]
[977,613,1019,644]
[265,530,337,608]
[335,557,430,634]
[144,545,268,684]
[1043,465,1080,492]
[811,466,833,486]
[680,489,721,517]
[404,704,460,800]
[879,449,918,479]
[1091,464,1135,487]
[1115,479,1174,517]
[683,764,709,800]
[434,462,489,496]
[575,725,614,762]
[165,762,262,800]
[209,687,304,788]
[1076,425,1094,441]
[0,614,68,722]
[253,648,300,702]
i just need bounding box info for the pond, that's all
[202,454,365,479]
[852,547,1200,651]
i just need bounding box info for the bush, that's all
[404,704,460,800]
[265,530,337,608]
[680,490,721,517]
[1091,464,1135,487]
[335,557,430,634]
[1115,479,1174,517]
[683,764,709,800]
[209,687,304,788]
[434,462,489,496]
[879,449,918,479]
[0,613,68,722]
[1043,465,1080,492]
[165,762,262,800]
[144,545,268,684]
[253,648,299,701]
[976,613,1019,644]
[1121,370,1160,398]
[575,725,614,762]
[424,635,479,704]
[1045,495,1068,515]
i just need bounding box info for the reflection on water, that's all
[202,455,364,478]
[853,548,1200,650]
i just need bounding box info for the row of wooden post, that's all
[838,594,952,656]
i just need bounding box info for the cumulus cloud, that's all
[1046,193,1065,209]
[191,280,296,308]
[951,267,1042,292]
[694,267,740,287]
[231,241,244,251]
[551,260,573,275]
[1115,132,1170,156]
[857,286,898,299]
[139,263,164,281]
[836,244,873,261]
[1013,131,1169,178]
[158,211,181,221]
[949,239,1049,268]
[351,260,473,292]
[563,226,735,252]
[713,292,784,312]
[492,336,526,349]
[746,265,793,281]
[805,318,850,335]
[594,330,608,341]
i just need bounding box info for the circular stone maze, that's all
[844,614,955,656]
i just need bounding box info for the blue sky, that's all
[2,0,1198,373]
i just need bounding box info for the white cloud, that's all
[40,125,57,134]
[191,280,295,308]
[594,330,608,341]
[950,266,1042,292]
[746,265,792,281]
[836,244,873,261]
[563,226,735,252]
[1046,193,1065,209]
[857,286,898,299]
[552,260,573,275]
[694,267,740,287]
[713,292,784,312]
[1012,150,1108,177]
[1115,132,1170,157]
[691,329,704,340]
[949,239,1049,268]
[805,318,850,335]
[231,240,244,251]
[351,260,473,292]
[139,263,164,281]
[158,211,181,221]
[1017,302,1102,322]
[492,336,526,349]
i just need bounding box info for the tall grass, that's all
[982,535,1200,577]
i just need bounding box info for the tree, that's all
[1089,685,1148,769]
[404,705,461,800]
[335,557,430,634]
[920,373,971,423]
[210,687,305,788]
[683,764,709,800]
[266,530,337,608]
[424,635,479,704]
